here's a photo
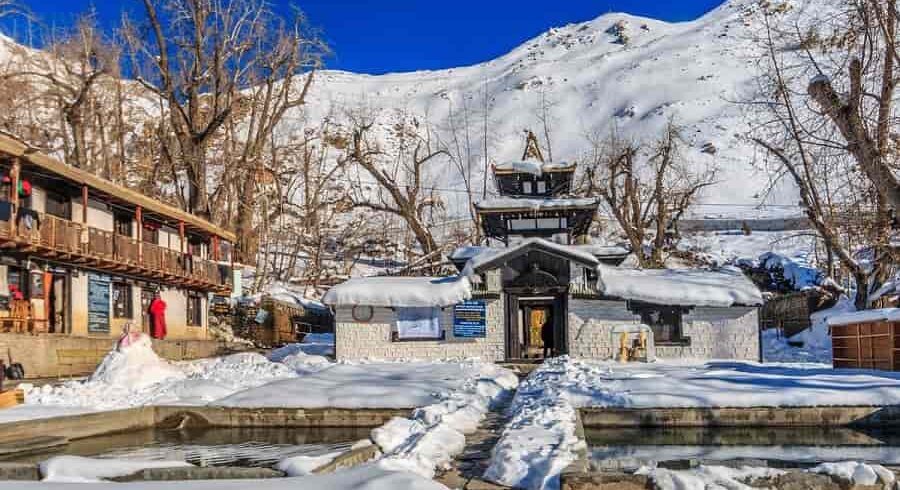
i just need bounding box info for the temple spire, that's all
[522,130,545,162]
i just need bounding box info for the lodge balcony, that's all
[0,203,232,294]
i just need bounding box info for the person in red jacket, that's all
[148,292,167,339]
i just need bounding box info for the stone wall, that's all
[567,299,760,361]
[334,298,506,361]
[0,333,236,378]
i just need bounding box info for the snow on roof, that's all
[597,264,763,307]
[569,244,631,257]
[322,276,472,308]
[475,197,600,211]
[494,160,576,176]
[450,242,629,265]
[462,238,600,277]
[825,308,900,327]
[449,245,489,261]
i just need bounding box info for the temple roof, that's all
[475,197,599,213]
[493,161,577,176]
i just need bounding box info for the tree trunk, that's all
[233,175,257,264]
[854,271,870,310]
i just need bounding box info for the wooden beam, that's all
[9,158,19,237]
[81,185,88,224]
[136,206,143,264]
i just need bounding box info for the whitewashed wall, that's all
[567,299,760,361]
[335,298,505,361]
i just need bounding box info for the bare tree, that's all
[533,85,558,163]
[345,111,450,273]
[122,0,323,220]
[2,14,119,170]
[749,1,900,308]
[577,122,718,268]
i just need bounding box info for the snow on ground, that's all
[486,356,900,490]
[679,231,817,268]
[591,444,900,467]
[214,361,517,410]
[637,465,781,490]
[23,338,299,410]
[484,360,583,490]
[637,462,896,490]
[8,332,517,488]
[762,296,853,363]
[0,464,450,490]
[373,364,518,479]
[40,456,192,483]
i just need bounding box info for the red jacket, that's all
[149,297,167,339]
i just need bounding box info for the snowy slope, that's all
[0,0,801,219]
[297,0,790,216]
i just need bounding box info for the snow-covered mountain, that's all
[297,0,794,218]
[0,0,800,220]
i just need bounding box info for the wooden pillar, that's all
[136,206,143,263]
[9,158,19,236]
[179,221,186,276]
[81,185,88,223]
[212,236,220,261]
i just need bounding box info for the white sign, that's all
[396,307,441,339]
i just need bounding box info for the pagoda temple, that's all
[475,131,601,245]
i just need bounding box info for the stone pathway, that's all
[436,367,530,490]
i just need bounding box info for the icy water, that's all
[587,427,900,471]
[7,426,371,467]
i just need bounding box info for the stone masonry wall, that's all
[335,298,505,361]
[567,299,760,361]
[0,333,236,378]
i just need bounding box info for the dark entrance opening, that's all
[506,291,567,361]
[48,274,68,334]
[141,288,156,334]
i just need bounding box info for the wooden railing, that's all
[0,202,232,291]
[114,234,140,266]
[89,228,114,259]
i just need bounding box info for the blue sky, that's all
[14,1,725,74]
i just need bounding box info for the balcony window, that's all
[142,222,160,244]
[112,282,133,319]
[45,191,70,220]
[114,213,133,237]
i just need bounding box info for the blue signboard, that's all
[453,300,487,338]
[88,273,111,334]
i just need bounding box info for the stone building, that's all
[325,146,762,363]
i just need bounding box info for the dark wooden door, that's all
[505,294,521,360]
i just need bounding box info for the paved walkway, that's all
[436,367,533,490]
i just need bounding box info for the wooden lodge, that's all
[827,310,900,371]
[0,132,236,340]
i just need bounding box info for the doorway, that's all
[505,292,568,361]
[141,288,156,334]
[48,274,68,334]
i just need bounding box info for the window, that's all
[112,282,133,318]
[536,181,547,194]
[7,266,26,298]
[45,191,70,219]
[522,181,533,194]
[633,303,686,344]
[114,213,133,237]
[188,236,204,257]
[392,307,443,341]
[187,293,203,326]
